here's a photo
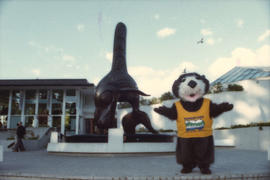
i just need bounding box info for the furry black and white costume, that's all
[154,72,233,174]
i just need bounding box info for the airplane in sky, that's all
[197,38,204,44]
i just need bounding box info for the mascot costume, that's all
[154,72,233,174]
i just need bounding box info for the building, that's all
[208,66,270,127]
[211,66,270,87]
[0,79,95,135]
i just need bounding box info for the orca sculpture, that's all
[94,22,158,135]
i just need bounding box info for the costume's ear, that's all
[172,79,180,98]
[202,75,210,94]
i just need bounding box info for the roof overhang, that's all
[0,79,94,88]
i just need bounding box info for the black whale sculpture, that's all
[94,22,158,135]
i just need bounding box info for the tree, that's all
[149,97,160,105]
[140,97,150,105]
[117,102,131,109]
[159,91,175,102]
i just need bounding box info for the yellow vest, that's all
[175,98,213,138]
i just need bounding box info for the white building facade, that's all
[0,79,95,135]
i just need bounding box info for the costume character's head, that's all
[172,72,209,102]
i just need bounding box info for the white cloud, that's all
[28,41,63,54]
[62,54,77,68]
[205,37,223,46]
[154,14,160,20]
[77,24,85,32]
[200,19,206,24]
[93,77,101,86]
[62,55,75,62]
[28,41,37,47]
[206,38,215,45]
[32,69,40,76]
[128,61,198,97]
[208,45,270,82]
[105,52,113,62]
[28,41,43,49]
[200,29,213,36]
[217,38,223,43]
[236,19,244,28]
[258,30,270,42]
[157,28,176,38]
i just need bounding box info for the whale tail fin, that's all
[111,22,127,73]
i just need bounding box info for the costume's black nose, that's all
[188,80,197,88]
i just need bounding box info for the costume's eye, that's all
[181,78,186,82]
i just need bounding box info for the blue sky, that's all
[0,0,269,97]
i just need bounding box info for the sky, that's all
[0,0,270,97]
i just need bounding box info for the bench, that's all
[215,139,235,147]
[0,145,3,162]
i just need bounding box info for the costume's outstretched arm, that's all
[154,104,177,120]
[210,102,233,118]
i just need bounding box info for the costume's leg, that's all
[176,138,196,173]
[193,136,214,174]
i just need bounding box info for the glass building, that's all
[211,66,270,85]
[0,79,95,135]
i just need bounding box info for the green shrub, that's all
[7,137,15,140]
[215,122,270,130]
[212,83,223,93]
[215,127,230,130]
[136,127,147,133]
[26,135,39,140]
[159,129,175,133]
[227,84,244,91]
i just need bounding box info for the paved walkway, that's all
[0,148,269,180]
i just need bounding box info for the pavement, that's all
[0,148,269,180]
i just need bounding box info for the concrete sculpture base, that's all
[47,129,176,153]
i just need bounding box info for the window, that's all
[0,90,9,128]
[25,116,34,127]
[11,90,22,115]
[25,90,36,115]
[65,101,76,134]
[24,90,36,127]
[65,89,77,134]
[52,90,63,115]
[52,104,62,115]
[52,90,63,103]
[25,90,36,100]
[65,102,76,115]
[65,116,76,132]
[52,116,61,130]
[66,89,76,96]
[0,90,9,115]
[39,90,47,100]
[38,90,49,127]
